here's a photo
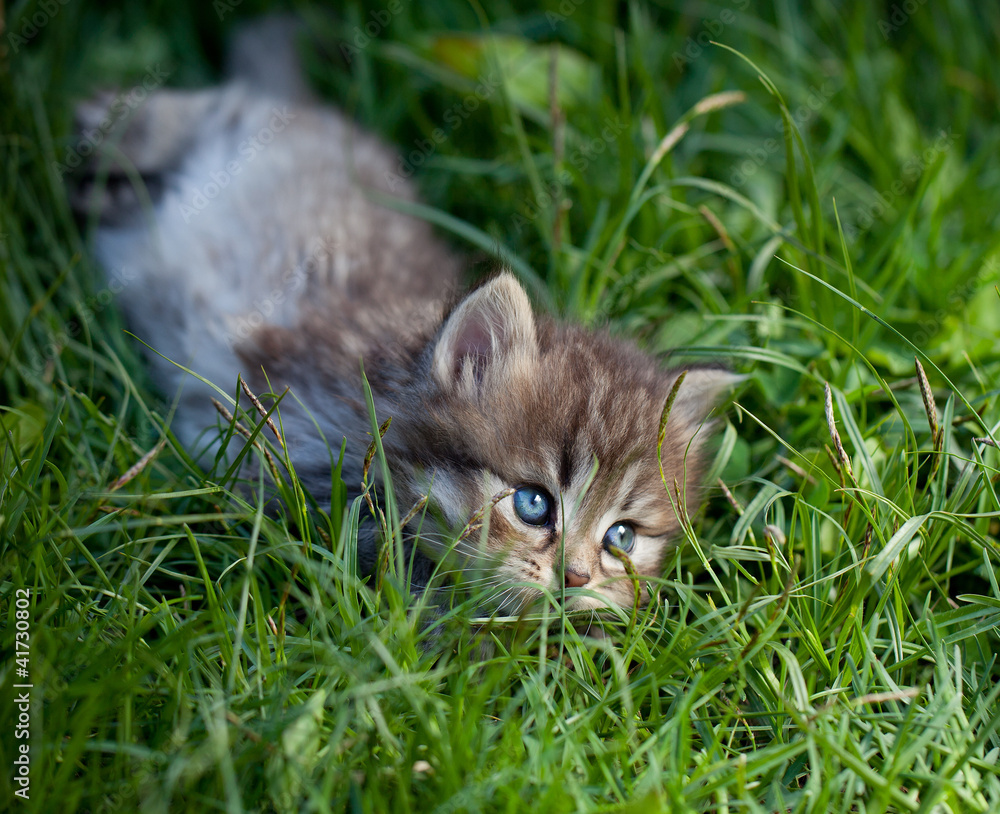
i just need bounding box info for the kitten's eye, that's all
[512,486,552,526]
[602,522,636,554]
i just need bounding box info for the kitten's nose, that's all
[563,568,590,588]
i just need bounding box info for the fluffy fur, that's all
[75,22,736,614]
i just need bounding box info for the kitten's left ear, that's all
[432,272,538,395]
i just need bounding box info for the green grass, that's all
[3,1,1000,811]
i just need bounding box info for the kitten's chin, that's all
[561,594,610,613]
[484,585,624,617]
[469,565,637,617]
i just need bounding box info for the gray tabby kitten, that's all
[76,20,736,615]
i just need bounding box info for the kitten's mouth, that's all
[518,586,615,615]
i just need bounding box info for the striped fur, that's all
[75,28,735,614]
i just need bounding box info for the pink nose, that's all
[563,568,590,588]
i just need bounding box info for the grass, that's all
[3,0,1000,811]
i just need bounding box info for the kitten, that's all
[75,19,737,615]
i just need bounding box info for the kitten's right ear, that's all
[432,272,538,396]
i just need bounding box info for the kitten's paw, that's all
[69,87,219,223]
[70,171,163,226]
[69,89,163,223]
[73,87,206,173]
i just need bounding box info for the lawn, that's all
[3,1,1000,811]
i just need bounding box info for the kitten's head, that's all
[393,273,737,614]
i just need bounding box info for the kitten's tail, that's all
[226,14,314,102]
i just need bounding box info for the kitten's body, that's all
[78,23,734,613]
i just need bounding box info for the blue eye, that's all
[602,523,636,554]
[512,486,552,526]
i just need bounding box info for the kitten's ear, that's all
[664,368,744,446]
[432,272,537,395]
